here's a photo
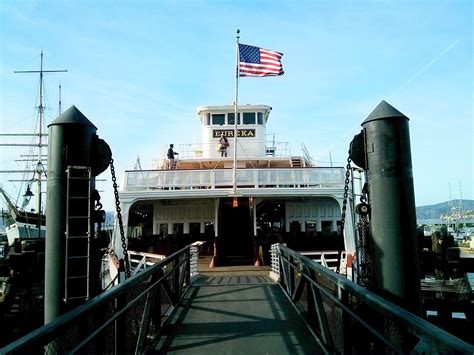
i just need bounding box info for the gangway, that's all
[1,245,473,354]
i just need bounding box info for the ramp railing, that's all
[0,246,193,354]
[273,244,474,354]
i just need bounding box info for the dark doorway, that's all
[219,198,253,264]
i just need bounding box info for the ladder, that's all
[64,166,92,303]
[290,156,303,167]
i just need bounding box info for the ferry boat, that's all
[113,104,358,273]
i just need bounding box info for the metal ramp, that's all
[1,246,472,354]
[153,274,322,354]
[64,166,92,303]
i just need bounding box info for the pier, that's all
[1,244,473,354]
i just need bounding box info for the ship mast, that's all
[2,50,67,236]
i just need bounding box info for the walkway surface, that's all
[150,257,323,354]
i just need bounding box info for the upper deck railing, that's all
[156,139,292,160]
[122,167,346,192]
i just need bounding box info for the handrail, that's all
[123,167,346,192]
[0,246,194,354]
[300,142,313,167]
[273,244,474,354]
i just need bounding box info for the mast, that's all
[233,29,240,195]
[12,50,67,236]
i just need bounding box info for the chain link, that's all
[336,154,352,274]
[110,157,131,279]
[339,150,373,287]
[356,213,371,287]
[356,181,372,287]
[339,153,352,233]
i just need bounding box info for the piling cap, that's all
[48,105,97,128]
[362,100,408,125]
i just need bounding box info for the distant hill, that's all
[416,199,474,220]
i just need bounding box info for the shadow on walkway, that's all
[150,268,323,354]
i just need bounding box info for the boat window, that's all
[290,221,301,233]
[190,222,201,241]
[257,112,264,125]
[227,112,240,125]
[212,114,225,125]
[205,113,211,126]
[321,221,333,236]
[173,223,184,237]
[243,112,255,125]
[306,222,317,237]
[159,223,168,237]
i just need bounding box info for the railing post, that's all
[114,292,127,355]
[135,269,163,353]
[339,286,352,354]
[288,254,295,295]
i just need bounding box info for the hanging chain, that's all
[340,153,352,233]
[110,157,131,279]
[336,153,352,273]
[356,182,372,288]
[93,189,103,238]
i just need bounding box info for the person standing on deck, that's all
[218,134,229,157]
[167,144,179,169]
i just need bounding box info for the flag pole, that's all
[233,29,240,195]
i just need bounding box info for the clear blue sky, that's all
[1,0,472,212]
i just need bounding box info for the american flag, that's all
[238,44,284,77]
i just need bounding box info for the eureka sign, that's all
[213,129,256,138]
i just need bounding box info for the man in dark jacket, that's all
[167,144,179,169]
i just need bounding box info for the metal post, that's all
[361,100,422,315]
[45,106,97,323]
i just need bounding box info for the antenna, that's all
[59,82,62,116]
[134,155,142,170]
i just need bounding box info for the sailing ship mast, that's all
[0,50,67,237]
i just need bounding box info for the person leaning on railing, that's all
[167,144,179,169]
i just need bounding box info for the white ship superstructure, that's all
[116,104,356,269]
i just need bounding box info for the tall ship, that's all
[113,104,358,272]
[0,51,66,248]
[0,51,66,345]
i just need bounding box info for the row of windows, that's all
[204,112,264,126]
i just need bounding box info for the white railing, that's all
[190,245,200,277]
[123,167,345,191]
[299,250,342,272]
[128,250,167,276]
[174,141,291,159]
[270,243,282,279]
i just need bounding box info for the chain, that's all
[356,213,372,287]
[340,153,352,233]
[336,154,352,273]
[93,190,103,237]
[110,157,131,279]
[355,184,372,288]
